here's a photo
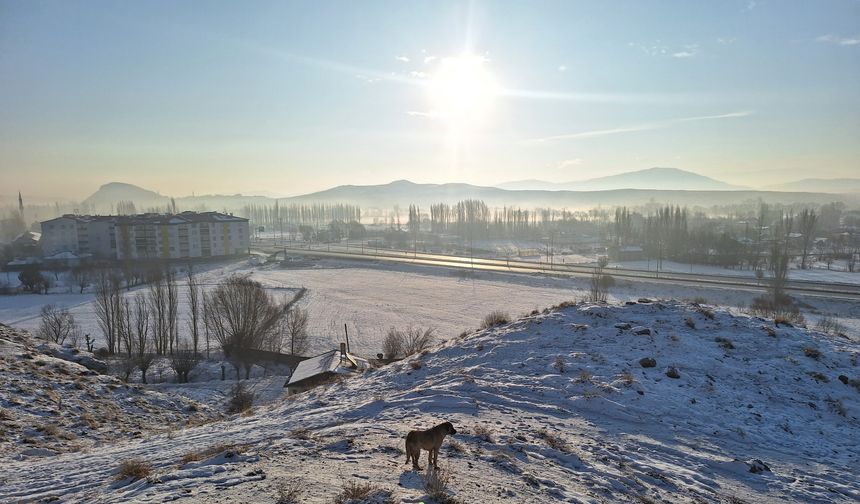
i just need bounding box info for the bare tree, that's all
[117,297,134,357]
[148,270,169,355]
[186,265,201,356]
[71,265,92,294]
[798,208,818,270]
[36,305,81,345]
[166,267,179,355]
[132,294,155,384]
[203,275,286,379]
[94,270,123,354]
[282,308,310,355]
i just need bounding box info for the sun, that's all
[427,54,500,130]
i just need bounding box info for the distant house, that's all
[11,231,40,257]
[285,344,367,395]
[614,245,644,261]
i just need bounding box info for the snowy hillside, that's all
[0,324,220,459]
[1,301,858,503]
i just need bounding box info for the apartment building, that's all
[40,212,249,260]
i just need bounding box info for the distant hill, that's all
[77,178,858,215]
[498,167,746,192]
[764,178,860,194]
[285,179,854,209]
[82,183,276,214]
[82,182,169,212]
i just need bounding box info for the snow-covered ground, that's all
[0,324,221,459]
[2,258,859,359]
[1,301,857,503]
[610,259,860,286]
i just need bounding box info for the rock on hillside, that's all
[0,302,858,503]
[0,324,220,459]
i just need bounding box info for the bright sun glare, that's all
[427,54,499,131]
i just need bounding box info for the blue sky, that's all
[1,0,858,199]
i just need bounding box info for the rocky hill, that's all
[0,324,219,459]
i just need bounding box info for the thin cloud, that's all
[672,51,696,58]
[423,56,438,64]
[558,158,583,169]
[523,111,754,144]
[406,110,437,118]
[395,55,410,62]
[817,34,860,46]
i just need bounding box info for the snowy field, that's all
[2,257,859,359]
[1,301,857,503]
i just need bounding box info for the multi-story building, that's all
[40,212,249,260]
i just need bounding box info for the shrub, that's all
[715,337,735,350]
[481,310,510,329]
[384,326,435,358]
[684,318,696,329]
[803,347,821,359]
[226,382,254,414]
[815,316,845,336]
[409,360,423,370]
[552,356,565,374]
[697,307,715,320]
[115,458,152,481]
[274,477,306,504]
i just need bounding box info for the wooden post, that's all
[344,323,350,353]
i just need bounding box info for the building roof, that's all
[287,350,342,386]
[42,211,248,227]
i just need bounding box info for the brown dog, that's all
[405,421,457,470]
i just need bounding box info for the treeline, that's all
[612,202,857,270]
[241,202,361,230]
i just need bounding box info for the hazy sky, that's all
[1,0,859,199]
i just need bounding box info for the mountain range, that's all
[496,167,747,192]
[39,168,860,216]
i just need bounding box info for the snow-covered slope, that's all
[0,324,220,459]
[1,301,858,503]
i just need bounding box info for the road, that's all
[251,242,860,301]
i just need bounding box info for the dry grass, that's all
[181,443,244,464]
[480,310,511,329]
[333,480,393,504]
[815,316,845,337]
[576,370,593,383]
[115,458,152,481]
[536,428,571,453]
[423,467,463,503]
[274,476,306,504]
[684,317,696,329]
[446,438,466,454]
[291,428,316,441]
[618,369,635,386]
[472,425,495,443]
[696,307,715,320]
[553,356,566,374]
[409,360,423,370]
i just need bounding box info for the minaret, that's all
[18,191,23,216]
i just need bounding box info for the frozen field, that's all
[1,257,858,357]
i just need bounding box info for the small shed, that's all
[285,343,365,395]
